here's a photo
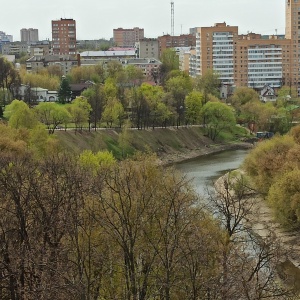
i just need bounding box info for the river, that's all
[176,148,300,290]
[175,149,249,195]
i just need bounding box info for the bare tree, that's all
[207,171,294,300]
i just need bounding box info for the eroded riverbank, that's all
[215,173,300,292]
[171,145,300,293]
[159,142,253,166]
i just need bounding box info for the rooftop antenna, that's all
[171,1,174,36]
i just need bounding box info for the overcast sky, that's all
[4,0,285,41]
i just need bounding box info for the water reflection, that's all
[175,149,249,196]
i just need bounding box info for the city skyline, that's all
[4,0,285,41]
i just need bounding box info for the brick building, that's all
[113,27,144,48]
[51,18,76,55]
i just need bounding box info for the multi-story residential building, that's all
[26,55,79,75]
[80,56,160,81]
[189,49,197,77]
[135,38,159,60]
[20,28,39,43]
[29,41,51,56]
[235,34,289,90]
[285,0,300,91]
[192,21,293,93]
[79,49,136,63]
[195,23,239,86]
[158,34,196,56]
[0,31,13,42]
[190,2,300,94]
[113,27,144,48]
[51,18,76,55]
[124,58,161,80]
[1,42,28,56]
[177,48,192,74]
[0,31,13,53]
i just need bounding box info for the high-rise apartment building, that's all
[113,27,144,48]
[0,31,13,42]
[195,23,238,86]
[20,28,39,43]
[51,18,76,55]
[193,25,293,92]
[285,0,300,90]
[191,1,300,93]
[234,34,290,89]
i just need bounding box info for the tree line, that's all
[244,125,300,230]
[0,124,295,299]
[2,52,299,142]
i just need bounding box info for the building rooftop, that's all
[80,50,136,57]
[27,55,78,62]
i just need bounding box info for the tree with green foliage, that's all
[90,154,202,300]
[29,124,55,156]
[4,99,39,129]
[160,49,179,72]
[0,134,295,299]
[79,149,116,172]
[184,91,203,125]
[230,87,260,118]
[159,49,179,85]
[81,85,104,129]
[0,57,20,105]
[118,120,133,158]
[58,76,72,104]
[240,100,277,133]
[138,83,170,128]
[46,64,63,77]
[129,83,172,129]
[195,69,221,103]
[0,123,28,154]
[106,60,123,79]
[201,101,236,141]
[243,135,296,195]
[269,107,291,134]
[277,85,298,102]
[103,77,118,101]
[68,96,92,131]
[268,169,300,229]
[153,101,172,128]
[124,65,144,86]
[34,102,71,133]
[101,97,124,127]
[165,75,193,127]
[20,68,60,91]
[68,65,105,84]
[289,124,300,144]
